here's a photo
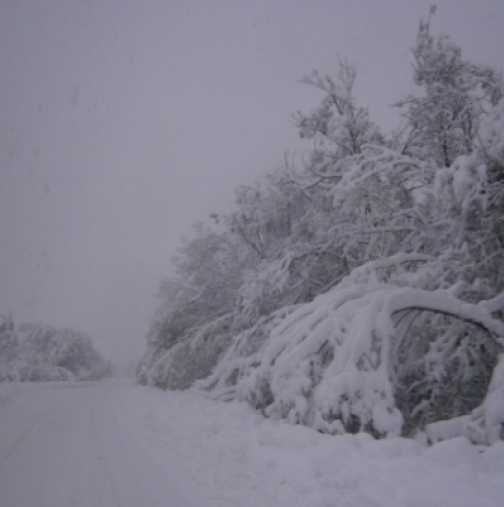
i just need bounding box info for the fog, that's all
[1,0,503,368]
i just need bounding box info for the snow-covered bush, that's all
[20,365,75,382]
[197,305,299,400]
[200,256,503,437]
[0,318,109,382]
[0,315,18,381]
[17,323,109,381]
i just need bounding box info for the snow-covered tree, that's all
[138,221,248,385]
[138,9,504,443]
[295,60,383,161]
[398,6,503,166]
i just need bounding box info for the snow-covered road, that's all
[0,380,198,507]
[1,380,503,507]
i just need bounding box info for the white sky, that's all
[1,0,503,367]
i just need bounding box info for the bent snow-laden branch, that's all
[387,288,504,340]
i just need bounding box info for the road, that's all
[0,380,201,507]
[0,380,317,507]
[1,380,503,507]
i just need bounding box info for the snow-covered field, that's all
[0,380,503,507]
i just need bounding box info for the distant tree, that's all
[0,314,17,359]
[17,323,108,380]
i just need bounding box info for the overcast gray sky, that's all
[1,0,503,367]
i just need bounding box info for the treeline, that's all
[138,11,504,442]
[0,314,111,382]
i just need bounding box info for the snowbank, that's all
[136,384,504,507]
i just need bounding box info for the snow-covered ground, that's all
[0,380,503,507]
